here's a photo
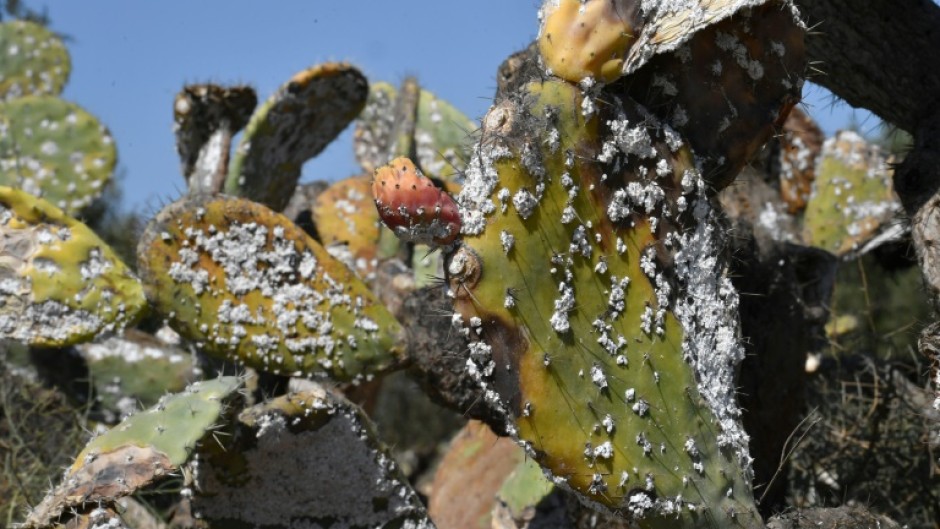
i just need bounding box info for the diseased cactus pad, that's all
[23,376,243,529]
[450,79,758,525]
[0,95,117,214]
[0,187,145,347]
[137,194,405,382]
[226,62,369,211]
[195,383,435,528]
[313,174,382,278]
[802,130,901,258]
[0,20,71,101]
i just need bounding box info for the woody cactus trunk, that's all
[375,1,805,527]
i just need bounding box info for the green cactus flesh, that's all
[313,174,382,279]
[0,20,70,101]
[0,187,145,347]
[137,194,405,383]
[23,376,242,529]
[801,130,901,258]
[450,79,758,526]
[354,80,475,180]
[226,63,368,212]
[194,384,434,528]
[77,328,197,423]
[0,95,117,215]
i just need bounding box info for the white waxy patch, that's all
[632,399,650,417]
[590,363,608,390]
[512,188,538,219]
[593,441,614,460]
[549,281,575,333]
[500,230,515,253]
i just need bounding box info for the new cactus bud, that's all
[538,0,640,83]
[373,157,461,248]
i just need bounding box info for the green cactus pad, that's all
[312,174,381,278]
[23,376,242,529]
[226,63,368,211]
[451,79,758,525]
[0,95,117,214]
[194,383,434,528]
[802,130,901,258]
[354,81,475,180]
[137,194,406,382]
[0,187,145,347]
[174,83,257,193]
[0,20,70,101]
[77,328,197,423]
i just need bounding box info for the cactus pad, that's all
[77,328,197,423]
[23,376,242,529]
[777,107,823,213]
[0,20,70,101]
[173,83,257,193]
[137,194,405,382]
[620,2,805,188]
[0,95,117,214]
[0,187,145,347]
[538,0,796,84]
[450,79,758,525]
[373,157,461,247]
[194,383,434,528]
[355,81,475,180]
[226,63,368,211]
[802,130,901,258]
[313,174,382,278]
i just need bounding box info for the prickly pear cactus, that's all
[355,80,475,180]
[777,107,823,214]
[0,95,117,214]
[0,187,146,347]
[313,174,382,278]
[194,382,435,528]
[373,157,461,248]
[77,328,197,423]
[443,77,760,527]
[802,130,901,258]
[618,2,805,188]
[137,194,405,382]
[23,376,243,529]
[0,20,70,100]
[226,63,368,211]
[174,83,257,194]
[538,0,795,83]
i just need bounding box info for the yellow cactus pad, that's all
[0,187,145,347]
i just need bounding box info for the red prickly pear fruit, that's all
[372,157,461,247]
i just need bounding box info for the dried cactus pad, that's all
[23,376,243,529]
[373,157,461,247]
[0,95,117,215]
[355,81,475,180]
[0,20,70,101]
[313,174,382,278]
[173,83,257,182]
[538,0,791,83]
[0,187,145,347]
[226,63,368,211]
[450,80,757,524]
[195,384,434,528]
[137,194,405,382]
[802,130,901,257]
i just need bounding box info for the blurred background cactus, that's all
[1,1,938,529]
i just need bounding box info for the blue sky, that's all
[31,1,875,214]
